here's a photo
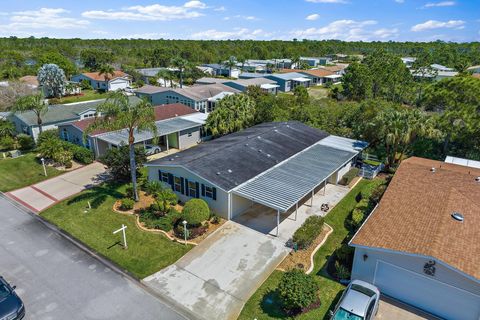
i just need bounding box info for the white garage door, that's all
[109,80,127,91]
[374,261,480,320]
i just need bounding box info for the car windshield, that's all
[333,308,364,320]
[0,284,11,299]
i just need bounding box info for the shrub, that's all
[277,269,319,312]
[211,214,221,224]
[100,145,147,182]
[79,79,92,90]
[335,261,351,280]
[70,144,94,164]
[338,167,360,186]
[0,136,15,150]
[370,183,387,204]
[120,198,134,210]
[144,180,163,195]
[356,199,369,211]
[139,207,181,232]
[182,199,210,226]
[125,184,134,198]
[292,216,324,249]
[17,134,34,150]
[174,223,208,240]
[336,244,354,263]
[64,160,73,169]
[36,129,59,147]
[351,208,365,227]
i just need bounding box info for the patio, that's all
[233,183,350,243]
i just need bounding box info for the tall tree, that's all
[11,93,48,134]
[98,64,115,83]
[85,93,157,201]
[171,57,188,88]
[37,64,66,98]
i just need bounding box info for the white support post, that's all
[166,135,169,154]
[295,203,298,221]
[113,224,128,249]
[311,190,314,206]
[324,181,326,195]
[276,210,280,237]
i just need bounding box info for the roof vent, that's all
[451,212,464,222]
[475,176,480,182]
[216,171,221,175]
[267,154,271,157]
[227,169,232,173]
[245,143,249,146]
[430,167,436,173]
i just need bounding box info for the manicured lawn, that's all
[51,90,107,104]
[239,179,383,320]
[0,153,62,191]
[41,183,191,278]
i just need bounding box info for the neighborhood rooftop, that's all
[136,83,240,100]
[350,157,480,280]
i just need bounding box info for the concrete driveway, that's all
[376,296,439,320]
[6,162,107,213]
[143,221,289,320]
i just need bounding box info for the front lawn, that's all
[41,183,191,278]
[239,179,383,320]
[49,90,107,104]
[0,153,62,191]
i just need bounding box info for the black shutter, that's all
[195,182,200,199]
[185,179,189,196]
[158,169,162,181]
[180,177,185,195]
[201,184,206,197]
[212,187,217,200]
[168,173,174,190]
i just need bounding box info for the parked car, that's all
[0,276,25,320]
[330,280,380,320]
[144,144,161,155]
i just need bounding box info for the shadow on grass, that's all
[260,290,288,319]
[67,182,124,209]
[107,241,123,250]
[321,287,344,320]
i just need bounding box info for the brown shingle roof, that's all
[82,70,128,81]
[300,69,335,77]
[351,157,480,279]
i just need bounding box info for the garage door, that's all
[374,261,480,320]
[109,80,127,91]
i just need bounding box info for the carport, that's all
[231,143,358,236]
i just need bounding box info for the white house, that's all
[71,71,131,91]
[350,157,480,320]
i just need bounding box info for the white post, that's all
[166,134,169,154]
[41,158,47,177]
[324,181,326,195]
[113,224,128,249]
[295,203,298,221]
[182,220,187,245]
[311,190,314,206]
[276,210,280,237]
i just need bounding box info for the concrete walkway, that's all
[234,183,350,243]
[376,296,440,320]
[6,162,108,213]
[143,221,289,320]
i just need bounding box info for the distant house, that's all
[201,64,240,79]
[320,64,349,75]
[58,103,206,158]
[401,57,417,68]
[467,65,480,74]
[350,157,480,320]
[135,84,240,114]
[430,64,454,72]
[412,68,458,81]
[264,73,311,92]
[280,68,336,86]
[299,57,332,67]
[71,71,131,91]
[222,78,279,94]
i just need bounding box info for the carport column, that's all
[324,181,326,195]
[276,209,280,237]
[166,135,169,154]
[295,203,298,221]
[311,190,314,206]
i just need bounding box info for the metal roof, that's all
[97,117,201,146]
[445,156,480,169]
[318,135,368,153]
[232,143,357,212]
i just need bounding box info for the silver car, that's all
[330,280,380,320]
[144,144,161,155]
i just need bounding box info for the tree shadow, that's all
[66,182,124,209]
[260,290,289,319]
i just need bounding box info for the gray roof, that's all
[195,77,228,84]
[233,143,356,212]
[136,68,169,77]
[97,117,201,146]
[268,72,310,80]
[147,121,329,191]
[239,72,269,79]
[135,83,239,101]
[135,85,170,94]
[224,78,276,87]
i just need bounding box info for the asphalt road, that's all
[0,195,187,320]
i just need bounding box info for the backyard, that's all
[49,89,107,104]
[238,178,383,320]
[41,182,192,278]
[0,152,62,192]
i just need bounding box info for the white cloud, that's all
[423,1,455,8]
[290,20,398,41]
[191,28,270,40]
[395,0,404,3]
[306,14,320,21]
[306,0,348,3]
[123,32,169,39]
[214,6,226,11]
[82,2,206,21]
[411,20,465,31]
[223,15,259,21]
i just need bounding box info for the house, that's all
[320,64,349,75]
[135,84,240,114]
[280,68,335,86]
[300,57,332,67]
[412,68,458,81]
[242,59,292,71]
[58,103,207,158]
[222,78,279,94]
[430,63,454,72]
[195,77,228,85]
[135,67,179,86]
[145,121,367,227]
[71,71,131,91]
[9,99,106,141]
[467,65,480,74]
[263,73,311,92]
[401,57,417,68]
[350,157,480,320]
[201,64,240,78]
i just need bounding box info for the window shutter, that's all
[168,173,174,190]
[195,182,200,199]
[212,187,217,200]
[185,179,189,196]
[201,184,206,197]
[158,170,162,181]
[180,177,185,195]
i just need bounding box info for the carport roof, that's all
[232,143,357,212]
[97,117,201,146]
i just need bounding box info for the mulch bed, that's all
[284,299,322,317]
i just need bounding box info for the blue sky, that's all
[1,0,478,42]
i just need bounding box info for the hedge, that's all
[292,215,325,249]
[338,167,360,186]
[17,134,34,150]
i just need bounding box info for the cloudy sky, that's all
[1,0,478,42]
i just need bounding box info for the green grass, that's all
[238,179,383,320]
[0,152,62,191]
[50,90,107,104]
[41,183,191,278]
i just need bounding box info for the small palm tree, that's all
[11,93,48,134]
[171,57,188,88]
[98,64,116,83]
[0,120,15,138]
[85,92,157,201]
[156,69,169,87]
[223,56,237,78]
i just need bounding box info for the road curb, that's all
[0,192,196,320]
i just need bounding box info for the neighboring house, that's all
[146,121,367,225]
[430,63,454,72]
[196,66,214,75]
[350,157,480,320]
[472,73,480,80]
[467,65,480,74]
[135,67,179,86]
[243,59,292,71]
[195,77,228,85]
[222,78,279,94]
[58,103,207,158]
[9,99,107,141]
[320,64,349,75]
[71,71,131,91]
[412,68,458,81]
[263,73,311,92]
[201,64,240,79]
[300,56,332,67]
[135,84,240,114]
[401,57,417,68]
[280,68,336,86]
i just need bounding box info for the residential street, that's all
[0,195,187,320]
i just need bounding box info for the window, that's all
[205,186,214,198]
[188,132,192,137]
[188,181,196,198]
[174,177,182,192]
[161,172,169,183]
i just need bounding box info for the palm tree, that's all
[223,56,237,78]
[11,93,48,134]
[98,64,116,83]
[290,56,300,69]
[0,120,15,138]
[85,92,157,201]
[171,57,188,88]
[156,69,169,87]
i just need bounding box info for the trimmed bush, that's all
[356,199,369,211]
[292,215,324,249]
[370,183,387,204]
[277,269,319,312]
[17,134,34,150]
[182,199,210,226]
[338,167,360,186]
[120,198,134,210]
[140,208,181,232]
[0,136,15,150]
[351,208,365,227]
[37,129,59,147]
[70,144,94,164]
[336,244,354,263]
[335,261,351,280]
